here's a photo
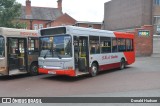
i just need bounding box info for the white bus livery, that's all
[38,26,135,77]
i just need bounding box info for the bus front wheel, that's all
[90,63,98,77]
[30,62,38,76]
[120,58,126,70]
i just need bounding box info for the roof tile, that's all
[20,6,63,20]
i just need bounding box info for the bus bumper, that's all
[38,68,76,77]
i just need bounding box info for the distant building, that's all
[48,13,77,27]
[75,21,102,29]
[19,0,76,30]
[103,0,160,34]
[19,0,102,30]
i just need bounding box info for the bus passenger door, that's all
[74,36,89,72]
[7,38,27,74]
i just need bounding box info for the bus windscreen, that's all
[40,27,66,36]
[39,35,72,58]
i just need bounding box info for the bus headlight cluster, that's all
[39,65,43,68]
[64,67,73,70]
[0,67,6,71]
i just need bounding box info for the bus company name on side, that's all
[20,32,38,36]
[102,55,118,60]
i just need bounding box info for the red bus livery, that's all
[38,26,135,77]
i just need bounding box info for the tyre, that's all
[30,62,38,76]
[120,58,126,70]
[90,63,98,77]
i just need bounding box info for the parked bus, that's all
[38,26,135,77]
[0,27,39,76]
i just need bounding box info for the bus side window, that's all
[0,36,5,57]
[28,38,39,54]
[89,36,100,54]
[112,38,118,53]
[100,37,111,53]
[126,39,133,51]
[118,38,126,52]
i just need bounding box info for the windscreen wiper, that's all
[55,52,62,59]
[43,50,50,58]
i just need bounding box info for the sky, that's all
[16,0,110,22]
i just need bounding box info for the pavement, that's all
[0,56,160,106]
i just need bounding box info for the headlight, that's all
[0,67,6,71]
[68,67,73,70]
[64,66,73,70]
[39,65,43,68]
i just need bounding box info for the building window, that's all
[153,16,160,25]
[39,24,43,29]
[34,24,38,30]
[153,16,160,34]
[156,25,160,34]
[154,0,160,5]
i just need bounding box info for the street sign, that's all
[138,30,150,37]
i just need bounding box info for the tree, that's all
[0,0,23,28]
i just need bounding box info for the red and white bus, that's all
[38,26,135,77]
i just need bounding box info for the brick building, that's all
[19,0,76,30]
[103,0,152,31]
[75,21,102,29]
[103,0,155,56]
[103,0,160,34]
[153,0,160,34]
[49,13,76,27]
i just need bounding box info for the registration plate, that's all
[48,71,56,74]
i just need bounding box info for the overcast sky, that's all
[16,0,110,22]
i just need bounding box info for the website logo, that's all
[2,98,11,103]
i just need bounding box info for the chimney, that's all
[57,0,62,12]
[26,0,32,18]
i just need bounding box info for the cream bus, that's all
[0,27,39,76]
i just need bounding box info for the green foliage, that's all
[0,0,25,28]
[13,20,27,29]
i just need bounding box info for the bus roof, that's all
[0,27,39,37]
[40,26,134,39]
